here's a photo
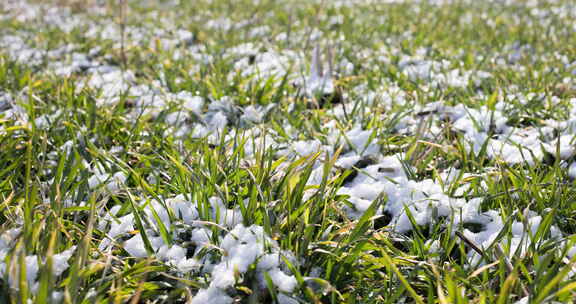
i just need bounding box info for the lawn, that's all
[1,0,576,303]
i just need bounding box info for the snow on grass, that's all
[1,0,576,302]
[190,224,298,304]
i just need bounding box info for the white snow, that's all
[191,224,299,302]
[0,246,76,292]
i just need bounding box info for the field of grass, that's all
[1,0,576,303]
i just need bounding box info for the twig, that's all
[494,244,530,298]
[119,0,127,70]
[455,231,490,261]
[452,182,570,200]
[456,232,530,298]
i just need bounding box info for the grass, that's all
[1,0,576,303]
